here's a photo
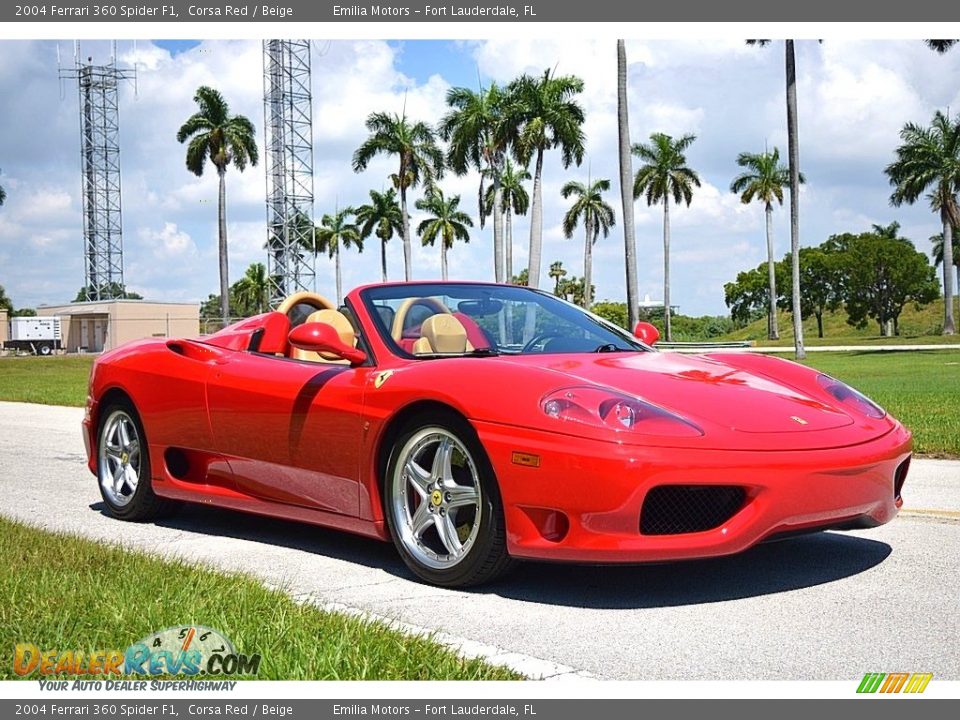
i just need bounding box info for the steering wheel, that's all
[521,332,566,353]
[276,291,336,327]
[390,297,451,341]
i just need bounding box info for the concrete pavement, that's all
[1,400,958,680]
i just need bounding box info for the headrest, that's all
[420,314,468,354]
[306,309,355,347]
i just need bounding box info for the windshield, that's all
[361,283,646,357]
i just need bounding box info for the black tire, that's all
[38,344,52,356]
[96,398,179,521]
[384,411,514,587]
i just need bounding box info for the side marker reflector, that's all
[511,452,540,468]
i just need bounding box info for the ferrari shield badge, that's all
[374,370,394,389]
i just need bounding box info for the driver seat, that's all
[412,314,475,355]
[292,309,356,363]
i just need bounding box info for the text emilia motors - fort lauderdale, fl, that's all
[14,3,538,18]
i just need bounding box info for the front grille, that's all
[640,485,747,535]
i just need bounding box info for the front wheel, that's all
[384,414,512,587]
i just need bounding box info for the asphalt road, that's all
[1,400,958,680]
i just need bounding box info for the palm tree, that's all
[872,221,904,240]
[730,147,804,340]
[561,177,616,310]
[931,230,960,292]
[352,112,445,282]
[415,189,473,281]
[633,132,700,342]
[617,40,640,329]
[485,160,531,284]
[753,39,839,363]
[926,40,957,52]
[440,83,509,282]
[355,189,403,282]
[176,86,258,324]
[232,262,270,317]
[747,39,810,359]
[311,208,363,306]
[886,110,960,335]
[0,184,6,207]
[506,70,586,295]
[548,261,567,295]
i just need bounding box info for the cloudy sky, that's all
[0,38,958,315]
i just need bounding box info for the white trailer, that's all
[5,316,62,355]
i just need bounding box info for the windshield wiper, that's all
[594,343,630,353]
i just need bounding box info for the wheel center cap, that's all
[121,452,129,464]
[430,489,443,507]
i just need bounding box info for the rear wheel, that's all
[97,400,178,521]
[384,413,513,587]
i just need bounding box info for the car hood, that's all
[492,351,892,450]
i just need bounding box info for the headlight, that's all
[541,386,703,437]
[816,374,885,419]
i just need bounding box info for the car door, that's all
[205,351,369,517]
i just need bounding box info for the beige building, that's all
[37,300,200,353]
[0,310,7,346]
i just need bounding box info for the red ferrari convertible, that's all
[83,282,911,586]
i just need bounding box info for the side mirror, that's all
[288,322,367,365]
[633,321,660,346]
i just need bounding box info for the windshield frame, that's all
[359,282,649,360]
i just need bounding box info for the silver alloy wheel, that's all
[390,428,483,570]
[98,409,142,507]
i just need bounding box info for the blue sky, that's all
[0,39,958,315]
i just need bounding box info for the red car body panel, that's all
[83,282,912,564]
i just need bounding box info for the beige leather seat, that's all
[292,309,356,363]
[412,314,475,355]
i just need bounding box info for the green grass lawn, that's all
[0,355,94,406]
[800,350,960,457]
[0,517,520,681]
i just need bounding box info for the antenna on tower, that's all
[263,40,316,307]
[59,41,137,302]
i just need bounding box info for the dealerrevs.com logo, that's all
[14,626,261,679]
[857,672,933,694]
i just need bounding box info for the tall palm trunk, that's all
[492,176,504,283]
[399,155,412,281]
[785,40,806,359]
[583,212,594,310]
[217,166,230,325]
[942,215,956,334]
[380,234,388,282]
[441,240,449,281]
[617,39,639,329]
[505,208,514,282]
[523,148,545,342]
[335,244,343,306]
[505,209,515,343]
[662,195,672,342]
[765,202,780,340]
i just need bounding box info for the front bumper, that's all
[474,420,912,563]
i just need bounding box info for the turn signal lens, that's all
[816,374,885,419]
[541,386,702,437]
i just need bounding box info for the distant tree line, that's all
[724,223,940,337]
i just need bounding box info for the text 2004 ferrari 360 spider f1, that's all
[82,282,911,587]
